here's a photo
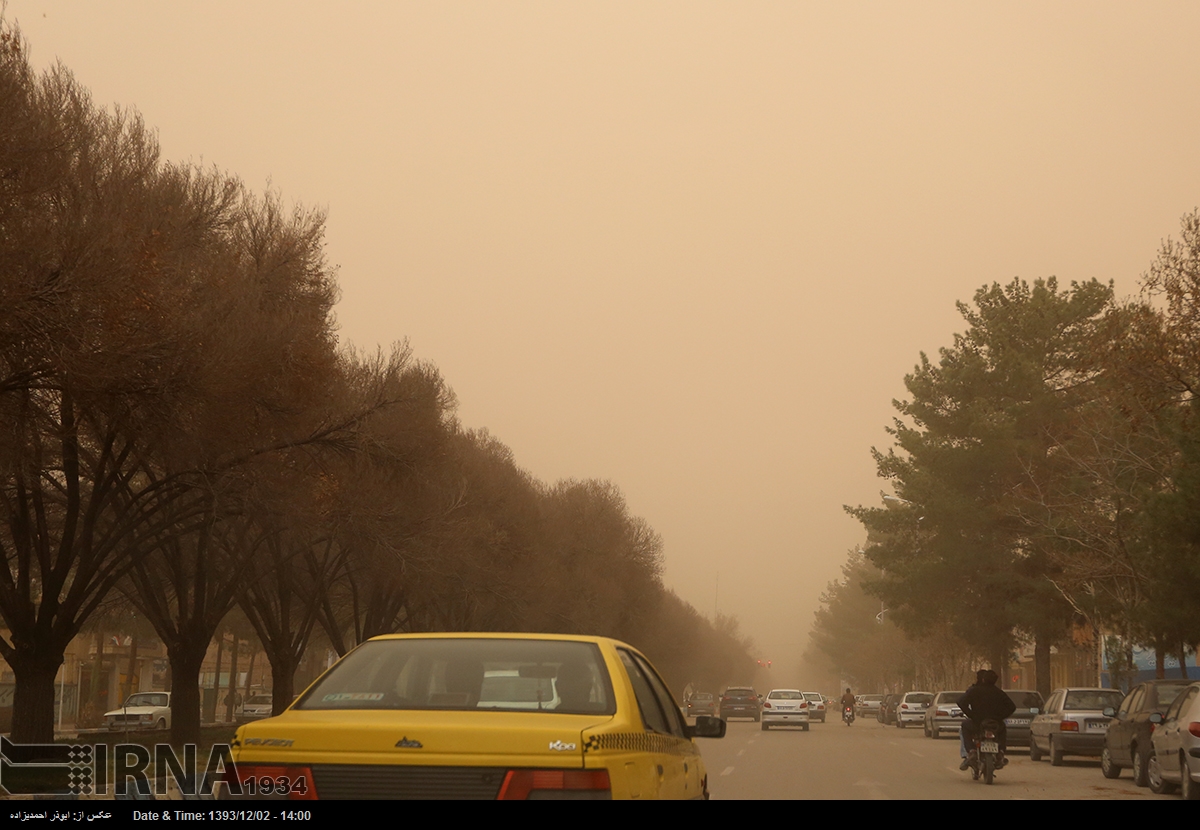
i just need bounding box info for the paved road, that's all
[698,716,1174,800]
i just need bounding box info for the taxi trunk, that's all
[232,709,613,799]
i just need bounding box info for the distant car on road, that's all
[687,692,717,718]
[1029,687,1124,765]
[924,691,964,739]
[720,687,761,721]
[879,693,901,725]
[1001,689,1045,748]
[104,691,171,731]
[236,693,276,721]
[895,691,933,728]
[801,692,826,723]
[857,694,884,719]
[761,689,811,731]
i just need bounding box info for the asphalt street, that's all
[698,716,1172,800]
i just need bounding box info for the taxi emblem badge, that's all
[395,737,423,748]
[549,740,577,751]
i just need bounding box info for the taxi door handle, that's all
[657,765,664,777]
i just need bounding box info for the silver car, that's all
[1148,680,1200,799]
[1030,687,1124,765]
[924,691,965,739]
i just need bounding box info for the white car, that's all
[104,691,171,731]
[895,691,933,728]
[801,692,826,722]
[761,689,811,731]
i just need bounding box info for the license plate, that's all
[1006,718,1029,726]
[980,741,999,753]
[1086,722,1108,733]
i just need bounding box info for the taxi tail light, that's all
[1189,722,1200,738]
[763,702,772,708]
[1059,721,1079,732]
[231,764,318,800]
[901,704,909,709]
[497,769,611,800]
[937,708,951,716]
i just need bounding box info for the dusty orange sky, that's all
[9,2,1200,686]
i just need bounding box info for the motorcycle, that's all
[842,705,855,726]
[968,719,1004,784]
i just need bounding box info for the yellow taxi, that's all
[220,632,726,800]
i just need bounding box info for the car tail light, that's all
[800,702,808,708]
[937,709,950,716]
[901,704,909,709]
[230,764,317,800]
[497,769,611,800]
[1059,721,1079,732]
[763,701,772,708]
[1189,722,1200,738]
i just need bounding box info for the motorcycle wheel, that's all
[983,754,995,785]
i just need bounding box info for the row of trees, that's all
[0,22,755,743]
[818,215,1200,695]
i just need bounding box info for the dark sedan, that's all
[1101,678,1193,787]
[720,686,761,721]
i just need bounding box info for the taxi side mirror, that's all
[1029,707,1040,715]
[1148,712,1163,725]
[1102,707,1115,718]
[690,716,727,739]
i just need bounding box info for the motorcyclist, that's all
[957,669,1016,771]
[840,688,856,719]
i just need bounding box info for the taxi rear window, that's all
[295,639,616,715]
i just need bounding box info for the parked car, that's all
[236,693,275,721]
[720,686,761,721]
[686,692,717,718]
[895,691,933,728]
[856,694,884,719]
[1101,678,1193,787]
[1147,680,1200,799]
[1029,687,1124,765]
[104,691,171,731]
[924,691,965,739]
[1001,689,1044,747]
[761,689,811,731]
[878,693,901,725]
[221,632,726,800]
[801,692,826,723]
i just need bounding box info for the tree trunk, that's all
[1180,641,1190,680]
[8,647,66,743]
[244,651,256,701]
[1155,634,1166,679]
[122,634,140,701]
[207,634,225,725]
[167,643,207,746]
[1034,636,1052,698]
[225,637,240,722]
[267,649,300,716]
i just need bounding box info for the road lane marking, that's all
[721,766,735,776]
[911,751,924,757]
[737,750,745,756]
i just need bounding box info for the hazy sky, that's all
[8,2,1200,685]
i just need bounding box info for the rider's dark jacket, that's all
[956,684,1016,724]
